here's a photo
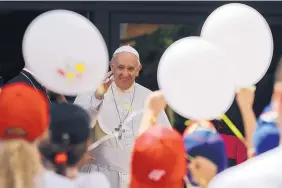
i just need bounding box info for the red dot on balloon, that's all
[57,69,65,76]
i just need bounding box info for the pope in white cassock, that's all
[74,45,171,188]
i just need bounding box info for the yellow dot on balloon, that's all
[67,72,74,81]
[75,63,85,73]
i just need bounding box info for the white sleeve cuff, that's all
[90,95,103,111]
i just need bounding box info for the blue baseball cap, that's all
[183,121,227,186]
[253,104,280,155]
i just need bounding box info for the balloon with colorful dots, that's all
[22,10,109,96]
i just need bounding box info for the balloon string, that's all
[221,114,244,141]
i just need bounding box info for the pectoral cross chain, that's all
[111,85,136,141]
[115,125,126,140]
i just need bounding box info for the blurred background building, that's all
[0,1,282,166]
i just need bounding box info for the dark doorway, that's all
[0,10,90,84]
[0,11,43,83]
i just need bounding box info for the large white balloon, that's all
[209,147,282,188]
[201,3,273,88]
[157,37,235,120]
[23,10,109,96]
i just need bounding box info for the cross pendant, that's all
[115,125,125,140]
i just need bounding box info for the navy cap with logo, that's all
[40,103,91,167]
[183,121,227,186]
[253,104,280,155]
[49,103,90,145]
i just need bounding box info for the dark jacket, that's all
[6,69,50,102]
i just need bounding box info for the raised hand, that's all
[188,156,217,188]
[95,71,114,100]
[236,86,256,109]
[102,71,114,89]
[138,91,167,136]
[144,91,167,117]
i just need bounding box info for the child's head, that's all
[130,126,187,188]
[0,139,43,188]
[39,103,90,176]
[183,121,227,186]
[0,83,50,143]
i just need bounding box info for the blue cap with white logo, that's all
[183,121,227,185]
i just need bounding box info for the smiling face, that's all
[110,52,142,90]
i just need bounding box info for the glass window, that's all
[119,23,198,91]
[119,23,199,128]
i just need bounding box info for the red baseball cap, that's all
[130,126,187,188]
[0,83,50,142]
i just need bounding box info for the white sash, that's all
[88,108,144,151]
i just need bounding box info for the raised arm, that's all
[138,91,168,136]
[236,87,256,158]
[74,71,114,121]
[74,92,102,121]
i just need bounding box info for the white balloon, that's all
[209,147,282,188]
[201,3,273,88]
[157,37,235,120]
[22,10,109,96]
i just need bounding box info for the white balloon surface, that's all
[23,10,109,96]
[201,3,273,88]
[157,37,235,120]
[208,147,282,188]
